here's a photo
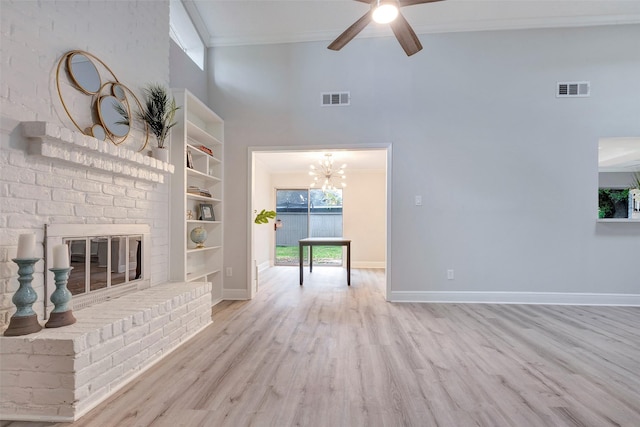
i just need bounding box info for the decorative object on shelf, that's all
[254,209,276,224]
[187,210,194,220]
[198,145,213,156]
[309,153,347,191]
[55,50,149,152]
[5,234,42,336]
[190,226,208,249]
[199,203,215,221]
[45,244,76,328]
[188,186,211,197]
[187,148,194,169]
[136,84,179,153]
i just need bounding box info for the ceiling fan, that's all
[328,0,445,56]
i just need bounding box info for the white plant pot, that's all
[152,147,169,163]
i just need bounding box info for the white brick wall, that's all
[0,0,171,328]
[0,281,212,422]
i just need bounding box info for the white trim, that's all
[258,260,271,272]
[223,288,250,300]
[353,261,386,269]
[389,291,640,306]
[207,16,640,47]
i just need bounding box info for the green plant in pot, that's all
[141,84,179,162]
[114,84,179,162]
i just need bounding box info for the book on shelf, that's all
[187,186,212,198]
[198,145,213,156]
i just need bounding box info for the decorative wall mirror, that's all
[598,137,640,220]
[55,50,149,151]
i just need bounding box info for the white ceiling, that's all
[185,0,640,48]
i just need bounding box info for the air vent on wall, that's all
[321,92,350,106]
[557,81,590,98]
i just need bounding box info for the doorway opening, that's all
[248,145,392,300]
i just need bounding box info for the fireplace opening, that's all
[66,235,142,295]
[45,224,151,316]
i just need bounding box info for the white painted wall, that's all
[252,157,273,269]
[170,40,209,103]
[0,0,172,327]
[212,25,640,302]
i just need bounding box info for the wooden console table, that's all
[299,237,351,286]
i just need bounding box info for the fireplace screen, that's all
[65,235,143,295]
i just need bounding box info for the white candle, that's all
[52,244,70,269]
[16,233,36,259]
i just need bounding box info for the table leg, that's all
[309,245,313,273]
[299,243,303,285]
[347,242,351,286]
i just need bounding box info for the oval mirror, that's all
[97,96,129,138]
[91,124,106,141]
[67,53,101,94]
[112,83,126,101]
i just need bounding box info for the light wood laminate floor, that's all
[5,267,639,427]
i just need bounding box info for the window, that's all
[274,189,344,265]
[170,0,205,70]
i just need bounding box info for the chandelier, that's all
[309,153,347,191]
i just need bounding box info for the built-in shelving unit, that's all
[170,89,224,304]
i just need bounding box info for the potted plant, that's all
[137,84,179,162]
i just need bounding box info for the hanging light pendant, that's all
[309,153,347,190]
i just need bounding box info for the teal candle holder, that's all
[45,267,76,328]
[4,258,42,336]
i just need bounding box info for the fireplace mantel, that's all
[21,121,175,184]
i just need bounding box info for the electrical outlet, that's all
[226,267,232,277]
[414,195,422,206]
[447,269,454,280]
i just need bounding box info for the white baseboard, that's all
[352,261,385,269]
[258,260,270,272]
[389,291,640,306]
[223,288,249,300]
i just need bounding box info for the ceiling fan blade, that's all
[328,11,373,51]
[390,11,423,56]
[353,0,372,3]
[399,0,445,6]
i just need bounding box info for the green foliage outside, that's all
[598,189,629,218]
[276,246,342,264]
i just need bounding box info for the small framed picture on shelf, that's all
[199,203,215,221]
[186,149,194,169]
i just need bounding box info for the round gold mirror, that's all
[112,83,126,101]
[66,52,101,94]
[90,124,106,141]
[97,95,129,138]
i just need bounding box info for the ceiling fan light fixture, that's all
[372,1,399,24]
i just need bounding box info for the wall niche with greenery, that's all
[598,188,630,218]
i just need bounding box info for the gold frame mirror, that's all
[55,50,148,151]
